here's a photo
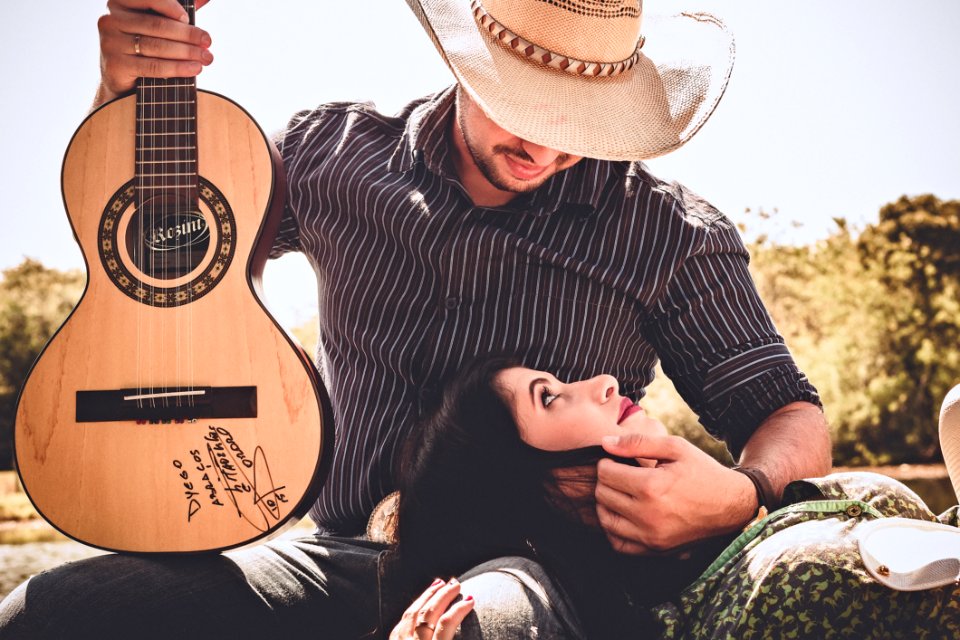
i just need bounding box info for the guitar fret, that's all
[135,172,197,177]
[137,184,197,189]
[136,159,198,164]
[140,146,197,151]
[140,81,196,87]
[140,116,196,122]
[137,132,196,137]
[138,100,197,106]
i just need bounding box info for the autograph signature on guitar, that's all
[174,426,289,533]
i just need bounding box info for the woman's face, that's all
[494,367,668,451]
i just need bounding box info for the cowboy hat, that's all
[404,0,735,161]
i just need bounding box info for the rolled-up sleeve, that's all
[644,216,821,457]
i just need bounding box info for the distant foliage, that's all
[0,260,84,469]
[847,196,960,463]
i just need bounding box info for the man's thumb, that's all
[601,432,674,459]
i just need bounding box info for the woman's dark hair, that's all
[390,354,702,640]
[393,354,542,577]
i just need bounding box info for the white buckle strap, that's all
[858,518,960,591]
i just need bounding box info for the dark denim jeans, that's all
[0,535,581,639]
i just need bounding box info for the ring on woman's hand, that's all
[133,34,142,56]
[415,621,436,631]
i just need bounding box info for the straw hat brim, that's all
[405,0,735,161]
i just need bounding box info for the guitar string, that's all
[143,78,152,413]
[191,0,199,416]
[175,61,182,414]
[151,77,158,415]
[148,77,156,415]
[151,76,159,415]
[177,66,188,413]
[184,55,195,414]
[189,41,197,414]
[139,79,148,410]
[185,57,193,413]
[153,80,159,408]
[186,1,195,415]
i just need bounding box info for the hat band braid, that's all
[471,0,645,78]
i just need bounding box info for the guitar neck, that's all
[134,0,199,209]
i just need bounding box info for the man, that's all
[0,0,830,637]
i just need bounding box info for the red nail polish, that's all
[464,595,474,602]
[431,578,443,586]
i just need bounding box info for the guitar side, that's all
[14,91,333,553]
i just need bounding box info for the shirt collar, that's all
[388,86,624,218]
[387,86,457,176]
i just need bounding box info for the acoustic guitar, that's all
[14,1,333,553]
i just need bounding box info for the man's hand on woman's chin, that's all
[594,433,758,555]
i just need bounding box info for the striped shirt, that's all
[271,86,820,535]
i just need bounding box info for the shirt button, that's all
[845,504,863,518]
[443,296,460,310]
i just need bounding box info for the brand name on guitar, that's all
[144,213,210,252]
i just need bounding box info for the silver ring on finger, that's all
[133,34,142,56]
[415,621,436,631]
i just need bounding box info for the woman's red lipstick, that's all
[617,397,642,424]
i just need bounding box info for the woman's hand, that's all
[96,0,213,105]
[390,578,475,640]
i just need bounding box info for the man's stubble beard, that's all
[456,104,567,195]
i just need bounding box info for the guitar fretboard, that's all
[134,0,199,209]
[135,78,199,207]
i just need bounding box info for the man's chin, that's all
[487,168,552,195]
[472,152,556,196]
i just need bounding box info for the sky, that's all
[1,1,958,329]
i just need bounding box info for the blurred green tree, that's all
[851,195,960,463]
[0,260,84,470]
[748,219,890,464]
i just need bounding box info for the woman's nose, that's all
[585,374,619,403]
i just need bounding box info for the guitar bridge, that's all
[76,386,257,422]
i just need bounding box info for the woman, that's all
[386,354,746,639]
[388,355,960,639]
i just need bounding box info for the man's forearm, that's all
[737,401,833,505]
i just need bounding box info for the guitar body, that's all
[14,90,333,553]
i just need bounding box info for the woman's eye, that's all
[541,388,558,408]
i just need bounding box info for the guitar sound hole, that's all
[126,199,210,280]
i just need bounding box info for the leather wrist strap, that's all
[732,466,780,511]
